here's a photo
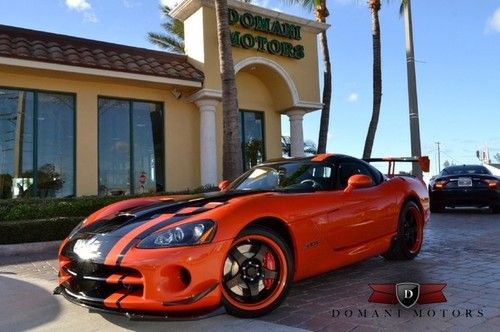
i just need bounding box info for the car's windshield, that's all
[230,162,333,191]
[441,165,491,176]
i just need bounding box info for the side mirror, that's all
[344,174,373,193]
[218,180,230,191]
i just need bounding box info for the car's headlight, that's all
[137,220,216,248]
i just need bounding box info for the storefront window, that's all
[241,110,265,171]
[0,88,75,199]
[98,98,164,196]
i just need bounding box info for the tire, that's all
[221,226,294,318]
[430,201,443,213]
[383,201,424,260]
[491,205,500,214]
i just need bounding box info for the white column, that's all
[286,110,306,157]
[194,99,218,186]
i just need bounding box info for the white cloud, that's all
[485,7,500,33]
[347,93,359,103]
[65,0,98,23]
[83,11,98,23]
[65,0,91,12]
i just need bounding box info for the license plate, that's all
[458,177,472,187]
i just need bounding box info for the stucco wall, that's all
[0,65,200,195]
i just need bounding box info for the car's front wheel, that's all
[383,201,424,260]
[221,226,293,318]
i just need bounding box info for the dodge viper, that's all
[55,154,430,318]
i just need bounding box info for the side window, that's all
[337,162,375,190]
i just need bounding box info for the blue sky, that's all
[1,0,499,175]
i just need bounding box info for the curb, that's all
[0,240,60,257]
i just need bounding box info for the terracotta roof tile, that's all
[0,24,204,83]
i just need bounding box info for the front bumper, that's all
[57,238,233,317]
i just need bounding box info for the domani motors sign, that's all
[228,8,305,59]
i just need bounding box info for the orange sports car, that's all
[55,154,430,319]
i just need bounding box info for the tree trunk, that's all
[403,0,423,177]
[214,0,243,181]
[317,12,332,154]
[363,5,382,159]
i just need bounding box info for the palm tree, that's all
[401,0,423,177]
[362,0,382,159]
[214,0,243,181]
[285,0,332,154]
[147,5,184,53]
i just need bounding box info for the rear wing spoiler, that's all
[364,156,430,176]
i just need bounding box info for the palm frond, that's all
[147,4,185,53]
[147,32,184,53]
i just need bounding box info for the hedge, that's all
[0,217,82,244]
[0,185,218,244]
[0,196,123,222]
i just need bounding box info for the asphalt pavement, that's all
[1,208,499,331]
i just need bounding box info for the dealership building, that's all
[0,0,327,199]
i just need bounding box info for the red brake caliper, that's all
[263,251,276,289]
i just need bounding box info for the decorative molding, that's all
[294,101,324,111]
[188,88,223,103]
[171,0,329,34]
[0,57,203,88]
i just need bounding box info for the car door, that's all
[320,160,396,252]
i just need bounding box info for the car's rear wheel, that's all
[221,226,293,318]
[383,201,424,260]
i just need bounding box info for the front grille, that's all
[60,259,143,307]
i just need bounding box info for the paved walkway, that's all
[1,209,499,331]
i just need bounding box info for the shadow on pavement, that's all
[0,250,58,267]
[438,207,494,215]
[0,275,61,332]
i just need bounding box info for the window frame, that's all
[240,109,266,171]
[0,86,76,198]
[97,96,165,195]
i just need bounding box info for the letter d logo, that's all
[396,282,420,308]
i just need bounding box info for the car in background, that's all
[429,165,500,213]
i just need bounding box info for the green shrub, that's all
[0,217,82,244]
[0,196,123,221]
[0,185,218,244]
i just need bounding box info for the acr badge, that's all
[396,282,420,308]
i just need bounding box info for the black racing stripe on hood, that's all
[78,190,264,237]
[64,190,267,265]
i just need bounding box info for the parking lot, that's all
[1,209,499,331]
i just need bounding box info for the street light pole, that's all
[403,0,423,178]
